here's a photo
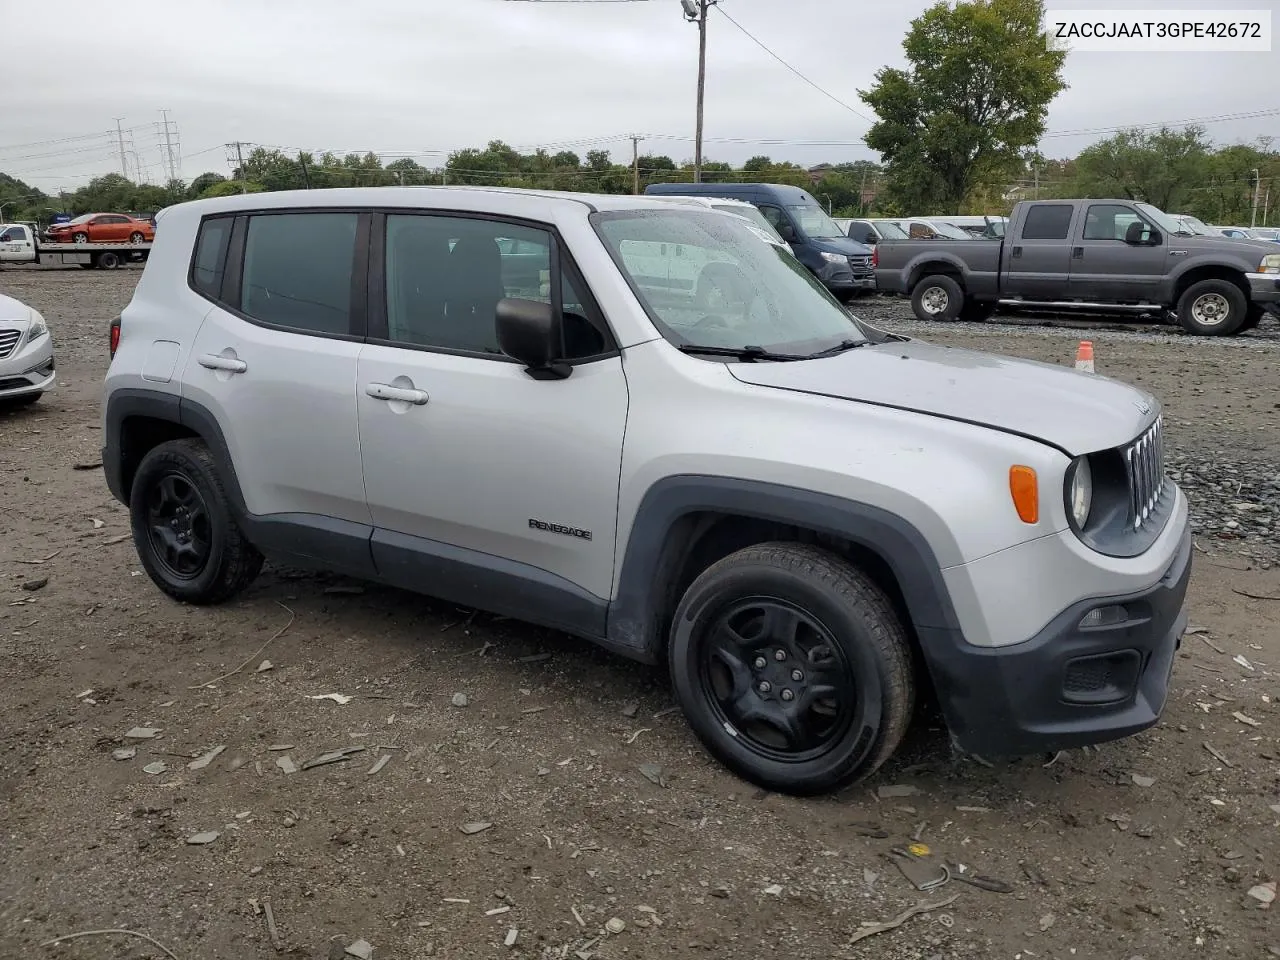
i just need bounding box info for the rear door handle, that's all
[366,382,429,405]
[1072,246,1084,259]
[198,354,247,373]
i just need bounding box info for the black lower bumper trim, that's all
[920,524,1192,757]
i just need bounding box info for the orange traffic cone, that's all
[1074,340,1095,373]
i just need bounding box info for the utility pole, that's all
[631,135,641,195]
[858,167,869,215]
[115,118,129,179]
[1033,164,1040,200]
[682,0,716,183]
[1250,167,1262,228]
[1263,185,1270,227]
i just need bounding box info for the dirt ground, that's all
[2,266,1278,960]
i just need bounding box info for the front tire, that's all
[129,439,263,605]
[1177,279,1246,336]
[668,542,915,795]
[129,232,145,244]
[910,274,964,322]
[72,232,88,244]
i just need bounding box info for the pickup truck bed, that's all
[873,198,1280,336]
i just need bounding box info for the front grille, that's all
[848,255,872,271]
[0,329,20,359]
[1124,416,1166,531]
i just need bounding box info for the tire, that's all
[72,232,88,244]
[668,542,915,795]
[96,251,121,270]
[1176,279,1246,336]
[910,274,964,322]
[129,438,263,605]
[129,232,145,244]
[959,300,996,322]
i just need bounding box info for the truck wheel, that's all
[911,275,964,322]
[1177,280,1246,336]
[129,439,264,605]
[668,542,915,796]
[96,251,121,270]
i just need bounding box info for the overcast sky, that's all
[4,0,1276,191]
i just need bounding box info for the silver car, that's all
[0,294,55,406]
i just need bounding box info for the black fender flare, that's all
[604,475,963,663]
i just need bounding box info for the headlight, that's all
[27,315,48,341]
[820,251,845,264]
[1260,254,1280,275]
[1068,457,1093,528]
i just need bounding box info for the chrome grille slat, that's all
[1124,416,1165,531]
[0,328,20,359]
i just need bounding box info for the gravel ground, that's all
[2,268,1278,960]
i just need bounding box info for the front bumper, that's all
[0,331,55,398]
[1246,272,1280,305]
[920,521,1191,758]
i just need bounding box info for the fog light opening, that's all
[1079,604,1128,629]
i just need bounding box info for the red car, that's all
[46,213,154,245]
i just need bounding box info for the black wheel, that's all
[129,439,263,605]
[668,542,915,795]
[959,300,996,322]
[910,274,964,322]
[129,231,145,244]
[1176,279,1246,336]
[72,232,88,243]
[96,251,121,270]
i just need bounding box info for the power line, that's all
[712,6,875,125]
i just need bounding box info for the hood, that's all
[1177,234,1276,256]
[812,236,874,257]
[727,338,1156,456]
[0,294,33,322]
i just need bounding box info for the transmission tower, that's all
[158,109,181,182]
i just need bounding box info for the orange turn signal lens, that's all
[1009,465,1039,524]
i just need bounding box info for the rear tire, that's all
[668,542,916,795]
[910,274,964,322]
[1176,279,1246,336]
[96,251,121,270]
[129,438,263,605]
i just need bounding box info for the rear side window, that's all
[191,217,233,298]
[1020,205,1074,240]
[240,213,358,335]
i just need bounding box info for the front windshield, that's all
[786,204,845,239]
[711,203,785,243]
[1134,203,1182,235]
[594,209,867,354]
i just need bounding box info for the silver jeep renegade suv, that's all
[102,188,1191,795]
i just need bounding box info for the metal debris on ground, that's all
[1232,711,1262,727]
[486,906,510,916]
[267,744,294,751]
[1203,742,1234,767]
[275,756,298,775]
[956,805,991,813]
[124,727,161,739]
[91,518,104,529]
[452,692,469,707]
[888,847,949,892]
[262,899,283,951]
[344,938,374,959]
[186,831,219,845]
[255,660,273,673]
[306,693,353,705]
[460,821,493,835]
[301,746,365,770]
[848,893,960,945]
[638,763,667,787]
[877,784,919,799]
[1132,774,1156,787]
[1233,654,1256,671]
[367,754,392,776]
[187,745,226,770]
[605,918,625,934]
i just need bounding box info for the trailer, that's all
[0,223,151,270]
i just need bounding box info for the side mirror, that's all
[496,298,570,380]
[1125,221,1160,245]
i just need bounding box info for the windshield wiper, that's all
[677,344,807,362]
[803,338,871,359]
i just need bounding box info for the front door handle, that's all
[1071,246,1084,259]
[1170,250,1188,256]
[198,353,247,373]
[366,382,429,405]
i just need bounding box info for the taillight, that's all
[109,317,121,357]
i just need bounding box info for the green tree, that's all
[859,0,1067,214]
[385,158,431,186]
[188,172,227,198]
[1067,126,1212,211]
[1196,142,1278,225]
[235,148,307,191]
[0,172,46,222]
[202,180,266,198]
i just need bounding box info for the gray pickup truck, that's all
[873,198,1280,336]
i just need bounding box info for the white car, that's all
[0,293,55,406]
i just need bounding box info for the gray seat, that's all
[443,235,506,353]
